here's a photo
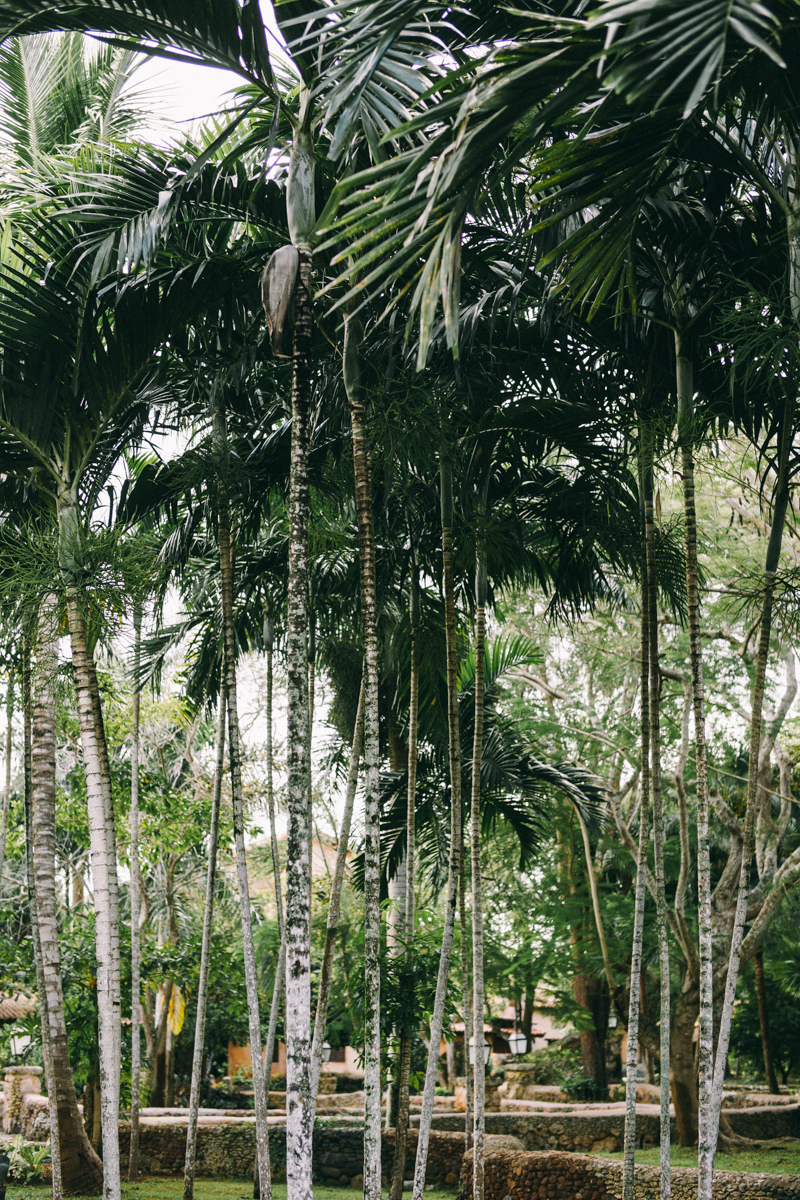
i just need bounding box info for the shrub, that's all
[515,1043,582,1085]
[8,1135,51,1185]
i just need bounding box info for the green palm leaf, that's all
[593,0,785,116]
[0,1,274,90]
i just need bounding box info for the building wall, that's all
[227,1041,362,1079]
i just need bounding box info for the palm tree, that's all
[31,596,104,1196]
[0,12,454,1192]
[0,185,252,1200]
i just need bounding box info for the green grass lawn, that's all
[595,1144,800,1175]
[7,1181,459,1200]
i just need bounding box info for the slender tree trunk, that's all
[577,811,615,998]
[459,845,472,1149]
[411,452,462,1200]
[709,389,793,1154]
[307,608,316,886]
[521,994,533,1054]
[390,572,420,1200]
[0,673,14,890]
[129,610,142,1182]
[344,307,382,1200]
[572,967,607,1085]
[283,242,313,1200]
[675,332,714,1195]
[753,951,780,1094]
[84,649,122,1082]
[256,624,286,1200]
[32,601,103,1196]
[24,623,61,1200]
[386,862,406,1130]
[183,686,226,1200]
[622,558,651,1200]
[213,398,271,1193]
[309,677,365,1106]
[643,428,671,1197]
[471,550,488,1200]
[60,586,121,1200]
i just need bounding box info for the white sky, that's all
[123,0,288,143]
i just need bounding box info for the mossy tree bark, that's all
[284,242,314,1200]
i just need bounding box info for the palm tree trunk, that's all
[621,546,651,1200]
[307,607,316,885]
[310,673,365,1106]
[386,863,406,1130]
[129,609,142,1183]
[24,625,62,1200]
[83,649,122,1081]
[459,846,472,1149]
[344,307,382,1200]
[60,584,122,1200]
[390,572,419,1200]
[256,622,285,1200]
[0,673,14,890]
[709,389,794,1151]
[576,810,615,997]
[31,598,103,1197]
[753,951,780,1094]
[412,452,462,1200]
[183,685,226,1200]
[643,428,671,1198]
[470,551,488,1200]
[284,242,313,1200]
[675,333,715,1197]
[213,397,271,1194]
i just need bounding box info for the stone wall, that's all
[461,1149,800,1200]
[426,1111,669,1153]
[114,1120,465,1185]
[725,1105,800,1139]
[19,1092,50,1141]
[1,1066,43,1133]
[427,1105,800,1152]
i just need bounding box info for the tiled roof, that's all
[0,992,37,1021]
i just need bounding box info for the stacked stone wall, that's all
[425,1111,667,1153]
[462,1149,800,1200]
[427,1105,800,1152]
[113,1121,464,1186]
